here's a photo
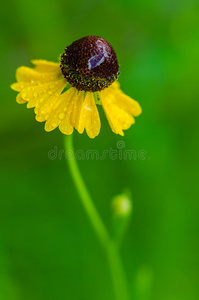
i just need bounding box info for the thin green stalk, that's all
[64,135,109,248]
[107,241,131,300]
[64,134,131,300]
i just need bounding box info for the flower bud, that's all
[111,193,132,217]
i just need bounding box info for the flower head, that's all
[11,36,142,138]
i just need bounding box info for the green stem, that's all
[107,241,131,300]
[64,135,109,248]
[64,134,131,300]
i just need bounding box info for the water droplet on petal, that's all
[59,113,65,120]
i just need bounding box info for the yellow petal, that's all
[31,60,61,74]
[16,93,27,104]
[111,88,142,116]
[69,91,84,129]
[45,87,77,133]
[77,92,101,139]
[110,80,120,90]
[100,88,139,136]
[18,78,66,113]
[11,82,37,92]
[16,66,61,84]
[59,89,84,135]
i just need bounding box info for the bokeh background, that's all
[1,0,199,299]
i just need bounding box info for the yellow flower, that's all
[11,36,142,138]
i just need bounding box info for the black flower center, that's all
[60,36,120,92]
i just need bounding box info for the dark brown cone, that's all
[60,36,120,92]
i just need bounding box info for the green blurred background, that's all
[1,0,199,299]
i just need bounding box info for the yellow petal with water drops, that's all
[28,79,66,109]
[100,88,136,136]
[18,78,66,114]
[59,88,82,135]
[70,91,84,130]
[11,82,37,92]
[16,93,27,104]
[45,88,77,133]
[34,83,67,123]
[16,66,61,84]
[31,60,62,74]
[77,92,101,139]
